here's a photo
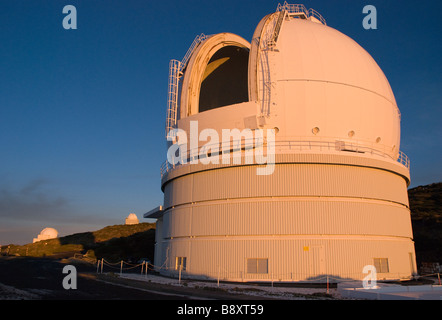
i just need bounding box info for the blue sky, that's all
[0,0,441,244]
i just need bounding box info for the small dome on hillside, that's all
[125,213,139,225]
[33,227,58,243]
[40,227,58,237]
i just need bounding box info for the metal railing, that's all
[277,2,309,16]
[308,8,327,25]
[398,150,410,169]
[276,2,326,25]
[180,33,209,73]
[160,139,410,178]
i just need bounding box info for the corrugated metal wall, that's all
[159,237,416,282]
[163,199,412,238]
[163,163,409,208]
[156,157,415,282]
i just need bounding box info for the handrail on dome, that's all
[398,150,410,169]
[160,139,410,178]
[308,8,327,25]
[276,2,326,25]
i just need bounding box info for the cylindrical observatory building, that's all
[145,3,416,282]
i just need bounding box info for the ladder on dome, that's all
[268,9,287,48]
[259,50,272,117]
[260,10,287,117]
[165,33,209,139]
[180,33,208,73]
[258,3,326,117]
[165,59,181,140]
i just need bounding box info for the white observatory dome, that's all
[256,18,400,157]
[33,227,58,243]
[125,213,139,225]
[147,3,415,284]
[40,227,58,238]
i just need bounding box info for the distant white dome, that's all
[125,213,139,225]
[40,227,58,238]
[33,227,58,243]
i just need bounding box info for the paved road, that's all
[0,256,190,300]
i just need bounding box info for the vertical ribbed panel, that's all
[160,237,416,282]
[175,199,412,238]
[163,174,193,208]
[153,219,163,271]
[158,156,414,282]
[164,163,408,208]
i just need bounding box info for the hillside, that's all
[2,183,440,269]
[409,182,442,265]
[4,222,156,263]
